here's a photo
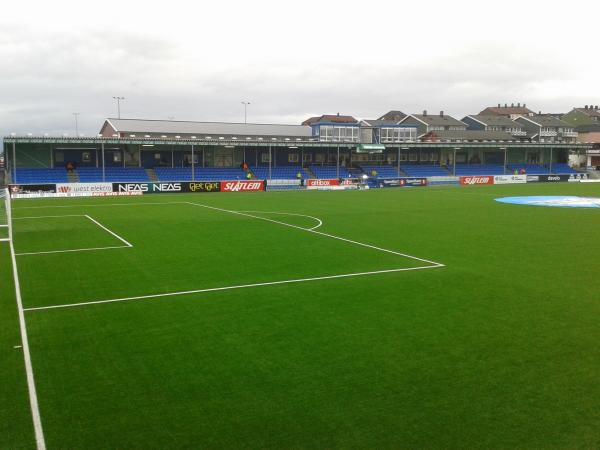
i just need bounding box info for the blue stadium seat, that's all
[310,165,352,179]
[508,164,549,174]
[251,166,310,179]
[402,164,451,177]
[361,165,401,178]
[453,164,505,175]
[14,168,69,183]
[548,163,578,174]
[77,167,149,182]
[154,167,247,181]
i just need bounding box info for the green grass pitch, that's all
[2,183,600,449]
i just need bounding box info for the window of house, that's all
[288,153,299,163]
[303,153,312,163]
[55,151,64,163]
[113,152,122,162]
[261,152,271,163]
[82,152,91,162]
[315,153,325,163]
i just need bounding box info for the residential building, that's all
[462,115,527,139]
[302,114,361,142]
[399,111,466,138]
[359,120,417,144]
[377,110,407,122]
[515,115,578,143]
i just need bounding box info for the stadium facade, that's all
[2,106,596,186]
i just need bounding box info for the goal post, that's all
[0,188,10,242]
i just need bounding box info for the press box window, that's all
[288,153,299,163]
[82,152,91,162]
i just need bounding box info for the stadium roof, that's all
[101,118,312,138]
[463,115,523,128]
[421,130,517,142]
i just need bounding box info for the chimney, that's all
[517,102,521,107]
[504,103,508,108]
[498,103,501,108]
[585,105,588,109]
[596,106,599,110]
[440,111,444,117]
[423,110,427,116]
[511,103,514,107]
[337,112,340,116]
[538,111,542,115]
[523,103,526,108]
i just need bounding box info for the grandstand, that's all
[77,167,150,182]
[401,164,450,177]
[454,164,505,175]
[154,167,247,181]
[360,165,400,178]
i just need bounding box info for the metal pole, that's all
[96,148,98,168]
[269,145,272,180]
[138,145,141,168]
[503,147,507,174]
[171,148,174,168]
[453,148,457,176]
[12,142,16,183]
[397,147,401,177]
[337,146,340,178]
[549,146,553,173]
[101,143,105,182]
[191,144,195,181]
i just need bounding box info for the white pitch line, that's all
[237,210,323,231]
[12,201,187,210]
[13,214,86,220]
[85,215,133,247]
[186,202,444,267]
[16,245,131,256]
[7,234,47,448]
[23,264,442,312]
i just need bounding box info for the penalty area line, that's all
[23,264,444,312]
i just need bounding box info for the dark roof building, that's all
[301,114,358,126]
[479,103,535,119]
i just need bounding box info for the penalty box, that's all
[16,201,444,311]
[13,214,132,256]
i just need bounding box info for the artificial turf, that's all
[2,183,600,449]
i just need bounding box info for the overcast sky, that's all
[1,0,599,136]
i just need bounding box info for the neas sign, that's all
[221,180,265,192]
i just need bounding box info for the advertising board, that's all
[459,176,494,185]
[493,175,527,184]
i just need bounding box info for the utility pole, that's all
[113,96,125,119]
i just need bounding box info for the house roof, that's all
[479,105,535,116]
[464,115,522,128]
[405,114,466,127]
[301,114,358,126]
[573,107,600,118]
[377,110,407,122]
[518,115,572,128]
[421,130,517,142]
[361,119,403,127]
[102,118,312,137]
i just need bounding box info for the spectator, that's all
[65,161,75,173]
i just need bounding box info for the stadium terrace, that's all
[2,105,595,187]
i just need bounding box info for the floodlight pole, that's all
[73,113,80,136]
[113,96,125,119]
[241,101,250,124]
